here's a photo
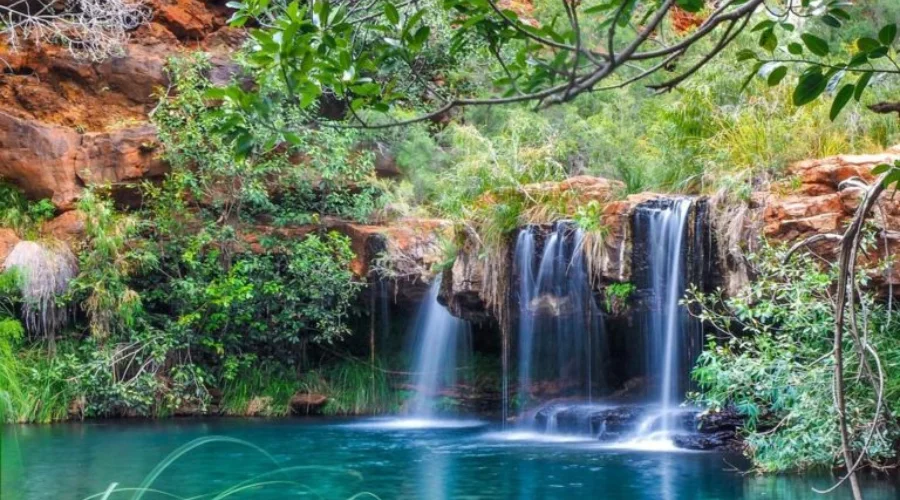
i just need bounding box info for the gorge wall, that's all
[440,148,900,345]
[2,1,900,316]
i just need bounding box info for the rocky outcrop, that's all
[443,176,632,320]
[720,147,900,295]
[531,402,742,451]
[0,0,239,210]
[0,229,20,263]
[0,112,167,209]
[443,146,900,322]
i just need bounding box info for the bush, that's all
[687,242,900,472]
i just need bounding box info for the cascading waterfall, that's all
[408,276,473,418]
[514,222,607,425]
[632,198,699,443]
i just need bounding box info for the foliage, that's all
[739,5,899,120]
[0,345,74,424]
[165,232,362,353]
[152,53,383,225]
[219,364,302,417]
[604,282,635,314]
[303,359,406,415]
[212,0,769,132]
[0,182,55,239]
[70,189,153,340]
[687,243,899,472]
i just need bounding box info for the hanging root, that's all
[3,240,78,349]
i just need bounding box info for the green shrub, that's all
[687,243,899,472]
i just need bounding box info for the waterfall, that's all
[408,276,472,418]
[514,222,607,422]
[631,198,700,441]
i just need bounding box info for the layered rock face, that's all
[724,147,900,296]
[0,0,237,210]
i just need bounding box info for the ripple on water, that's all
[340,417,488,430]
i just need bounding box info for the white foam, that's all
[604,432,682,452]
[480,431,594,444]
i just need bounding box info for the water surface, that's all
[2,418,896,499]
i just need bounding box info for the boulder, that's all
[42,211,86,243]
[0,229,20,263]
[0,112,166,210]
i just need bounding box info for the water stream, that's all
[514,223,607,423]
[628,199,700,447]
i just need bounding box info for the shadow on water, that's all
[2,419,898,500]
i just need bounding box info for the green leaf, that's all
[584,1,616,14]
[676,0,704,13]
[736,49,758,61]
[402,10,426,39]
[820,14,841,28]
[787,42,803,55]
[384,2,399,25]
[884,170,900,188]
[828,8,850,20]
[767,66,787,86]
[759,29,777,53]
[740,62,764,92]
[879,23,898,46]
[793,69,827,106]
[801,34,829,56]
[351,82,381,96]
[869,46,889,58]
[848,52,869,67]
[752,20,776,32]
[872,163,892,175]
[283,132,302,146]
[204,87,228,99]
[854,72,872,101]
[857,37,881,53]
[829,84,854,121]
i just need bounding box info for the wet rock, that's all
[677,408,745,451]
[695,407,745,433]
[673,431,739,451]
[444,236,492,323]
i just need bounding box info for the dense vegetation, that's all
[1,0,900,487]
[688,241,900,473]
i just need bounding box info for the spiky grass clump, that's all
[3,241,77,344]
[0,346,74,423]
[305,360,404,416]
[219,366,303,417]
